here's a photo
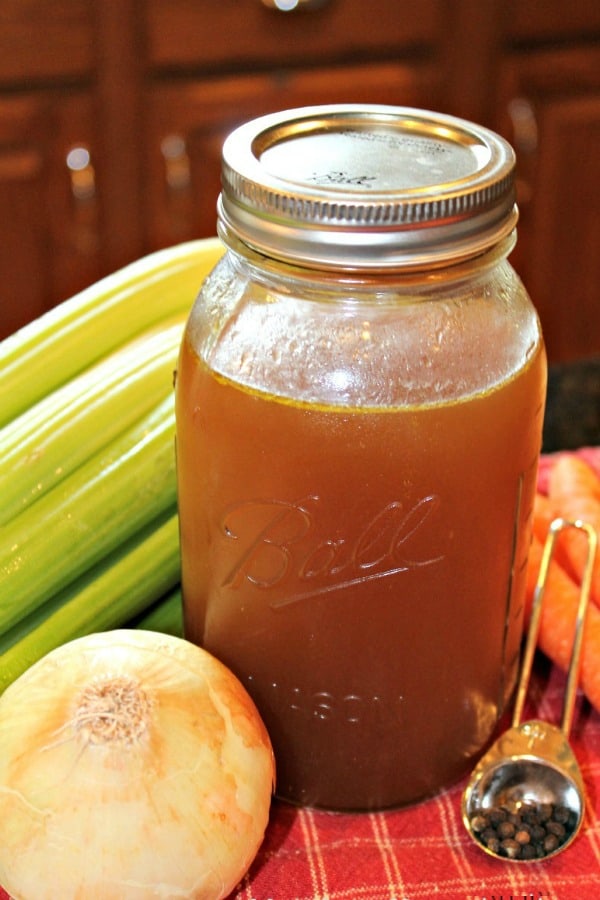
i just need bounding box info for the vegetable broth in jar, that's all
[175,106,547,810]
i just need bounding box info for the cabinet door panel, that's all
[144,61,440,248]
[0,0,93,85]
[496,47,600,362]
[518,95,600,363]
[505,0,600,41]
[0,93,101,338]
[0,147,47,335]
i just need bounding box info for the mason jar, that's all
[175,105,547,811]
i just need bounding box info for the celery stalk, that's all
[135,588,184,638]
[0,513,180,693]
[0,318,184,524]
[0,396,176,633]
[0,237,224,426]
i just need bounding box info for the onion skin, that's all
[0,629,275,900]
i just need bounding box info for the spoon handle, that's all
[512,517,598,736]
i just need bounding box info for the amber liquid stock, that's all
[176,339,546,811]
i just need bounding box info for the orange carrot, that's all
[549,454,600,505]
[525,533,600,713]
[532,492,558,542]
[547,455,600,604]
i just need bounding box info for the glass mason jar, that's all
[175,105,547,812]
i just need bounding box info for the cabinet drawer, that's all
[143,59,440,248]
[0,0,94,85]
[145,0,442,71]
[505,0,600,43]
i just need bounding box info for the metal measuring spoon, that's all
[462,517,598,862]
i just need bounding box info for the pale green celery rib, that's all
[0,318,184,525]
[0,395,176,634]
[2,316,184,451]
[0,237,224,427]
[135,587,184,638]
[0,512,180,694]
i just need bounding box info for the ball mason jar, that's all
[175,105,547,811]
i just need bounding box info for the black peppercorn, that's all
[489,807,508,826]
[543,833,560,854]
[546,820,567,839]
[470,814,489,833]
[553,806,571,825]
[514,828,531,845]
[529,823,546,842]
[468,800,577,860]
[500,838,521,859]
[537,803,554,822]
[486,836,502,855]
[497,821,516,839]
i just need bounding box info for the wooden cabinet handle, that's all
[507,97,538,155]
[64,144,99,258]
[66,145,96,201]
[506,97,538,208]
[160,134,191,191]
[261,0,330,11]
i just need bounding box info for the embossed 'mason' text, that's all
[219,494,444,608]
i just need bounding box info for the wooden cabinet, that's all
[143,60,440,249]
[142,0,443,246]
[0,91,101,335]
[0,0,599,364]
[495,44,600,362]
[144,0,441,71]
[0,0,93,84]
[0,2,100,335]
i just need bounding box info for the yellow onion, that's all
[0,629,275,899]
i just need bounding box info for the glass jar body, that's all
[175,240,547,811]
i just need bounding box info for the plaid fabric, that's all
[231,659,600,900]
[2,449,599,900]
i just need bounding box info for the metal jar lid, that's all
[218,104,518,271]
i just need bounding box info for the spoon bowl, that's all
[462,518,597,862]
[462,719,584,860]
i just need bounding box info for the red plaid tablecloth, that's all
[2,449,599,900]
[229,660,600,900]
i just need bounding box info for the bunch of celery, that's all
[0,239,222,691]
